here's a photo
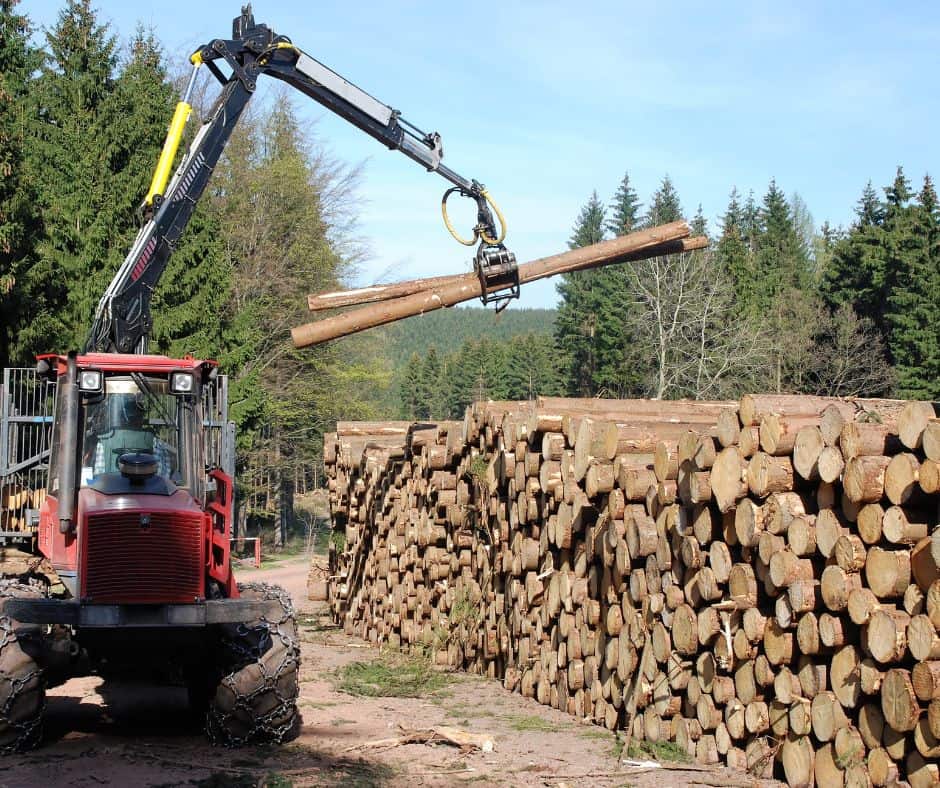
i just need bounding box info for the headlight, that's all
[170,372,195,394]
[79,370,103,392]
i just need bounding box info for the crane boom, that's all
[87,5,516,354]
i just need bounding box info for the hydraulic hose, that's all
[441,188,508,247]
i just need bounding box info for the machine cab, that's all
[32,354,236,602]
[76,370,200,497]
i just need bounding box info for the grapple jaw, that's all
[474,244,519,313]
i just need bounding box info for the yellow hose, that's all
[479,189,507,245]
[441,188,478,246]
[441,188,509,247]
[259,41,300,65]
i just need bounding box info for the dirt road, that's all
[1,557,775,787]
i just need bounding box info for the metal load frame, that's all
[0,368,55,543]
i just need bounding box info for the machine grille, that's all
[84,510,204,604]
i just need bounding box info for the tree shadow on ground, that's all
[29,681,396,787]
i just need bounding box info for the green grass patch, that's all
[442,701,497,719]
[501,714,560,732]
[467,454,489,483]
[579,727,613,742]
[623,738,690,764]
[334,655,450,698]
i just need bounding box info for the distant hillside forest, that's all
[357,308,555,418]
[382,308,556,368]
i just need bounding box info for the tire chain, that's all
[206,582,301,746]
[0,580,45,753]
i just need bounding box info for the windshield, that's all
[79,376,191,489]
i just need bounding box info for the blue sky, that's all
[22,1,940,308]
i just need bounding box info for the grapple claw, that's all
[475,244,519,312]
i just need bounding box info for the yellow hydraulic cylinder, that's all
[143,61,201,207]
[143,100,192,207]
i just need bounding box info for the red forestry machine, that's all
[0,6,514,750]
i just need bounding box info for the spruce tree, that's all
[691,204,708,237]
[919,174,938,217]
[504,334,564,400]
[883,170,940,397]
[789,193,816,270]
[555,192,607,395]
[722,188,744,231]
[400,353,423,418]
[856,181,885,226]
[16,0,118,358]
[568,191,606,247]
[606,172,642,236]
[741,191,760,250]
[743,179,815,391]
[458,337,508,405]
[716,188,755,312]
[821,181,889,329]
[0,0,36,367]
[819,167,940,396]
[419,346,444,419]
[884,166,912,214]
[812,221,839,282]
[753,179,812,308]
[644,175,683,227]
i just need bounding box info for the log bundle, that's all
[324,395,940,787]
[293,221,707,347]
[0,484,44,532]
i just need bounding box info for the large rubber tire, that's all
[0,580,45,753]
[206,582,300,746]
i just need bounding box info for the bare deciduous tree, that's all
[624,250,769,400]
[806,303,895,396]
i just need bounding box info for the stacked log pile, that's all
[0,485,45,532]
[324,395,940,787]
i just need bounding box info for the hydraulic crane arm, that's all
[87,5,516,354]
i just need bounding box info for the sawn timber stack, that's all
[323,395,940,787]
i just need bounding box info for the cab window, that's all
[79,377,183,486]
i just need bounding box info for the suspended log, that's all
[293,222,704,346]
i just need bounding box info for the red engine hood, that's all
[78,485,203,519]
